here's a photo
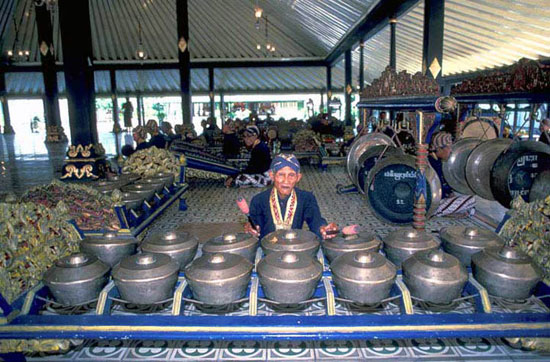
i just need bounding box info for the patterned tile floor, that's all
[1,133,547,361]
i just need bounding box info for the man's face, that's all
[270,166,302,197]
[436,145,452,161]
[540,123,550,133]
[132,132,139,142]
[243,133,257,148]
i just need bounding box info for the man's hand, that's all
[244,222,260,237]
[320,222,339,240]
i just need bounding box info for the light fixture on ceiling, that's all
[136,20,147,60]
[7,10,30,63]
[33,0,57,12]
[264,16,275,55]
[254,1,263,30]
[256,44,261,50]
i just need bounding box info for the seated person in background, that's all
[225,125,271,188]
[539,119,550,145]
[244,154,338,240]
[146,119,167,149]
[133,125,150,152]
[222,120,241,159]
[429,132,476,217]
[121,144,135,158]
[160,121,177,140]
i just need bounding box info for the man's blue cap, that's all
[270,153,300,174]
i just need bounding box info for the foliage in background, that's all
[0,202,80,304]
[499,196,550,283]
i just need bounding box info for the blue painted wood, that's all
[2,312,549,340]
[0,293,13,318]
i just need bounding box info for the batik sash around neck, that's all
[269,188,297,230]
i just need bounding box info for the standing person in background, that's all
[225,125,271,188]
[121,97,134,132]
[146,119,167,149]
[429,132,476,217]
[538,119,550,145]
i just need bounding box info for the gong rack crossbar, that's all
[2,266,550,341]
[73,184,189,240]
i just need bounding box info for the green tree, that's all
[152,103,167,122]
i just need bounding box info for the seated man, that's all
[146,119,167,149]
[244,154,338,240]
[429,132,475,217]
[133,125,150,152]
[226,125,272,188]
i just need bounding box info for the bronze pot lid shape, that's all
[261,230,319,252]
[203,233,257,254]
[137,178,165,186]
[43,252,109,285]
[122,183,156,192]
[324,232,381,251]
[384,228,440,250]
[142,231,198,253]
[113,253,179,283]
[403,249,467,282]
[474,245,539,267]
[184,253,252,283]
[440,226,504,247]
[81,232,138,247]
[257,251,322,282]
[330,251,396,282]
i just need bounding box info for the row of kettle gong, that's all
[43,226,542,308]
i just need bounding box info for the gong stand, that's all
[413,111,428,231]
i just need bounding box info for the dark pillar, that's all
[137,93,144,126]
[35,2,66,142]
[320,89,324,113]
[422,0,445,82]
[0,72,14,134]
[220,92,225,123]
[326,66,332,116]
[58,0,103,180]
[345,49,352,125]
[208,67,215,119]
[177,0,191,125]
[359,41,365,93]
[110,69,121,133]
[390,18,397,70]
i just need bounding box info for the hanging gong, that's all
[346,133,394,184]
[366,154,441,224]
[491,140,550,207]
[355,145,403,194]
[442,138,480,195]
[461,117,499,140]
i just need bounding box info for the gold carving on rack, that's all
[67,144,93,158]
[61,164,98,179]
[0,339,72,353]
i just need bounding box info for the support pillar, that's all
[512,102,518,134]
[177,0,191,125]
[208,67,215,120]
[0,72,14,134]
[110,69,121,134]
[326,66,332,116]
[344,49,352,126]
[137,93,144,126]
[35,1,66,143]
[359,41,365,93]
[58,0,104,180]
[422,0,445,83]
[390,18,397,70]
[320,89,325,113]
[220,92,225,123]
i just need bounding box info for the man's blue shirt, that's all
[249,187,327,240]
